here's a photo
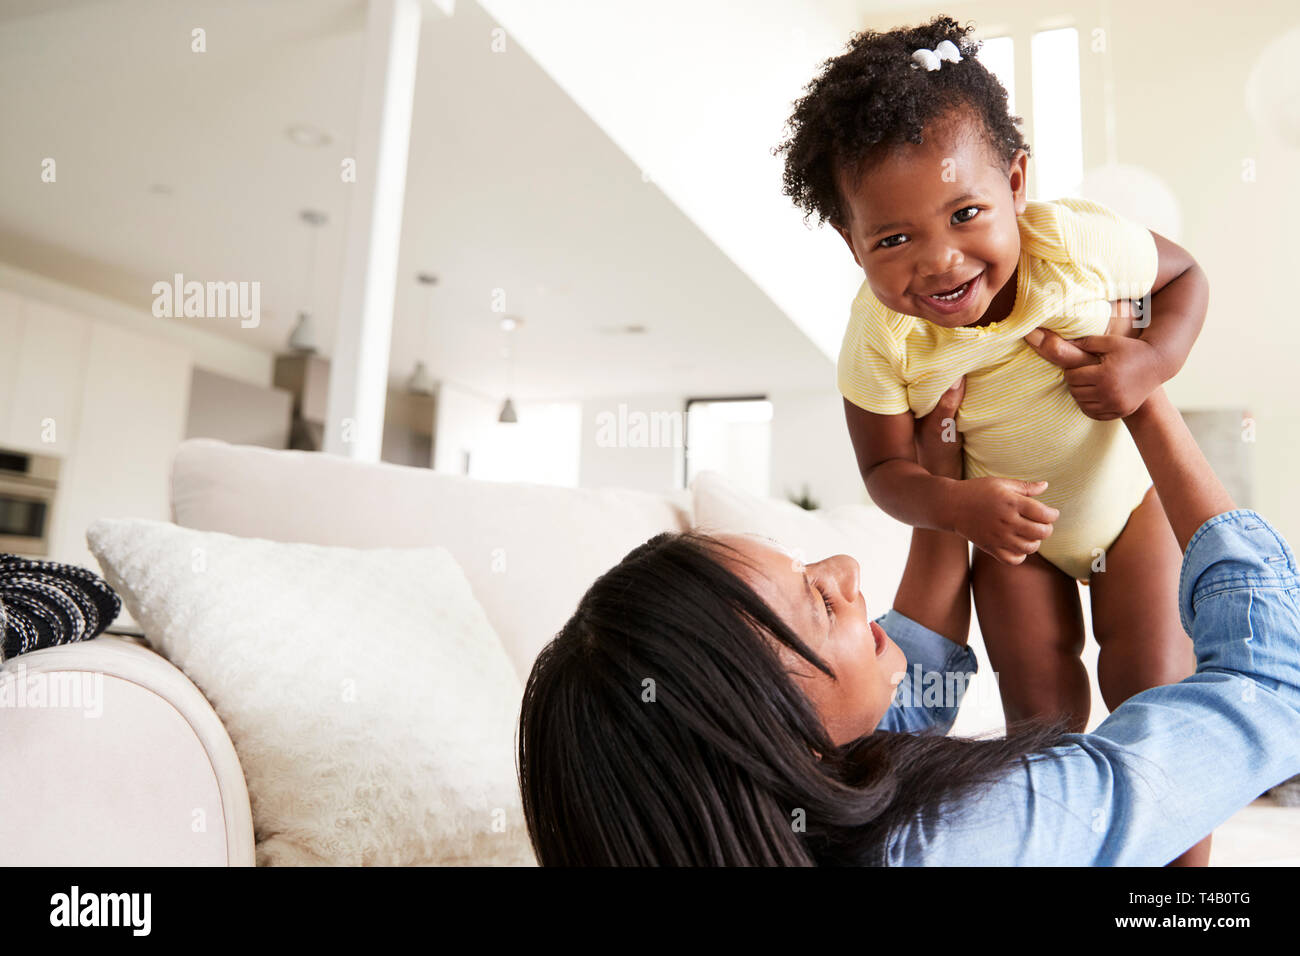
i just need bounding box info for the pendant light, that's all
[407,272,438,394]
[289,209,328,353]
[498,315,522,424]
[407,361,434,395]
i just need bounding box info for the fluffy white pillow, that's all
[86,518,534,867]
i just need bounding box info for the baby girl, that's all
[777,16,1211,865]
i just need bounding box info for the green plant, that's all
[787,484,819,511]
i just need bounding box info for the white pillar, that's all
[324,0,423,460]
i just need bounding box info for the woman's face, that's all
[833,113,1028,329]
[718,534,908,746]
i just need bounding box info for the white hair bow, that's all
[910,39,963,72]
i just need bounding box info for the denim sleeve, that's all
[874,608,979,736]
[885,509,1300,865]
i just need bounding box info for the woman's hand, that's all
[1022,327,1164,421]
[913,376,966,479]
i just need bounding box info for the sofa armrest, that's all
[0,636,255,866]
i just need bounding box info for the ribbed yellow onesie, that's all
[838,197,1161,582]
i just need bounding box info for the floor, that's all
[1212,795,1300,866]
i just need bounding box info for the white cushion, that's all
[86,518,534,867]
[170,439,691,680]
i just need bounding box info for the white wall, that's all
[186,367,292,450]
[578,393,685,494]
[432,382,496,477]
[769,388,868,509]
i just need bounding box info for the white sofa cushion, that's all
[87,518,534,867]
[170,439,691,680]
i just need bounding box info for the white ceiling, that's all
[474,0,993,365]
[0,0,836,399]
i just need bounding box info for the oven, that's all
[0,449,60,557]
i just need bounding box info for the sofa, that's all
[4,438,1286,865]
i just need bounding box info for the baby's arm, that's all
[842,398,953,533]
[1130,231,1208,379]
[1055,233,1208,420]
[843,388,1060,566]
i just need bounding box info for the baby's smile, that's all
[916,270,984,316]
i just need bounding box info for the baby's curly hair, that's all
[775,14,1030,229]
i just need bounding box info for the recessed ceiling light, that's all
[500,315,523,332]
[286,124,333,148]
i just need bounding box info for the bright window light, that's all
[470,401,582,487]
[1031,27,1083,200]
[685,399,772,498]
[978,36,1016,116]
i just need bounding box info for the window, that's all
[978,28,1083,202]
[978,36,1016,115]
[1030,27,1083,200]
[684,398,772,497]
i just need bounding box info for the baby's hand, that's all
[1023,328,1166,421]
[951,477,1059,566]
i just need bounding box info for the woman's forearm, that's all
[1123,388,1236,552]
[892,527,972,647]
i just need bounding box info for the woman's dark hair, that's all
[517,530,1078,866]
[775,14,1031,228]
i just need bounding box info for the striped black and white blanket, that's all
[0,555,120,661]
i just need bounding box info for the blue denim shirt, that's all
[872,509,1300,865]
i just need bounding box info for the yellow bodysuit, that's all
[837,197,1161,583]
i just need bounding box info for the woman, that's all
[517,330,1300,865]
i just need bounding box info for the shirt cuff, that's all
[1179,509,1299,635]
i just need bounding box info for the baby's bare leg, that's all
[972,549,1089,734]
[1089,484,1208,866]
[1089,486,1195,706]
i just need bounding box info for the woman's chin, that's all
[886,641,907,687]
